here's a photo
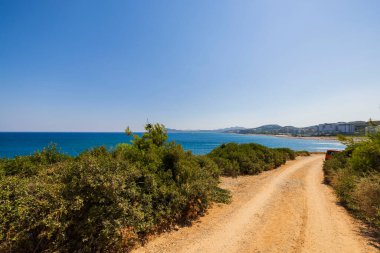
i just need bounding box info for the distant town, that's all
[168,120,380,137]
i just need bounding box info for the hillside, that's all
[167,121,380,136]
[166,126,246,133]
[230,121,380,136]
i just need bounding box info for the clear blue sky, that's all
[1,0,379,131]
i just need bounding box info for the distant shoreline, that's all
[240,133,340,141]
[240,133,367,143]
[271,134,339,141]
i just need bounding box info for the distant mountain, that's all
[236,124,300,135]
[250,124,282,131]
[217,126,247,133]
[166,126,246,133]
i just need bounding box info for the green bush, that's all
[295,150,310,156]
[323,150,349,183]
[323,133,380,234]
[211,157,240,177]
[0,174,67,252]
[0,144,70,177]
[208,143,296,176]
[274,148,296,160]
[0,124,228,252]
[353,174,380,228]
[350,142,380,174]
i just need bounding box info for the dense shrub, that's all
[0,144,70,177]
[323,150,350,184]
[323,133,380,234]
[295,150,310,157]
[0,124,228,252]
[274,148,296,160]
[211,157,240,177]
[353,174,380,228]
[208,143,296,177]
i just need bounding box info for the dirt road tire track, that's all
[133,155,378,253]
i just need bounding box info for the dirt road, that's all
[133,155,379,253]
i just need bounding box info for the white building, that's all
[318,123,355,135]
[336,123,355,133]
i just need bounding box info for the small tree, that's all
[143,123,168,146]
[368,118,377,126]
[125,123,168,150]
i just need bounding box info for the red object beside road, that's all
[325,150,340,160]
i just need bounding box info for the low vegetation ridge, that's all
[0,123,308,252]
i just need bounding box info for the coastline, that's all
[271,134,339,141]
[238,133,340,141]
[241,133,367,143]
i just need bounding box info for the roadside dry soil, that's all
[133,155,379,253]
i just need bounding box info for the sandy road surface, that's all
[133,155,379,253]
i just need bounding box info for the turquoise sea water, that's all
[0,132,345,158]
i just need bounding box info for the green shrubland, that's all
[0,123,300,252]
[207,143,298,177]
[323,133,380,234]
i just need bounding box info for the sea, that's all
[0,132,345,158]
